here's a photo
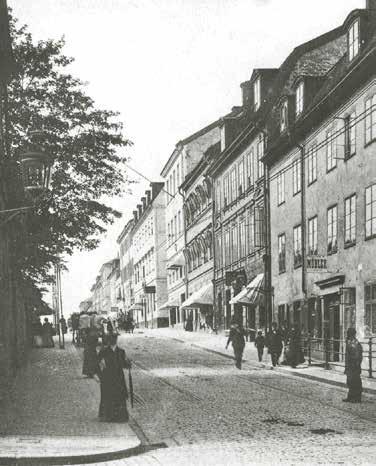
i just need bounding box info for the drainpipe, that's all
[178,186,188,322]
[297,143,307,304]
[208,174,217,333]
[264,163,272,332]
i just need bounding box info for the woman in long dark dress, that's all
[82,329,98,378]
[41,318,54,348]
[96,333,131,422]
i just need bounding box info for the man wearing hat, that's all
[343,328,363,403]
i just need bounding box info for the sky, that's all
[9,0,363,314]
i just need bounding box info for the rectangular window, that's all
[166,180,170,203]
[365,283,376,334]
[238,158,245,196]
[278,234,286,274]
[172,170,176,194]
[307,144,317,185]
[344,112,356,159]
[231,223,238,263]
[254,77,261,111]
[277,171,285,205]
[248,208,255,254]
[215,179,221,212]
[296,81,304,117]
[327,205,338,254]
[224,230,231,266]
[293,225,302,268]
[239,220,246,259]
[326,129,337,172]
[230,167,237,202]
[365,95,376,145]
[176,163,180,190]
[178,210,182,236]
[224,174,229,207]
[344,194,356,246]
[292,159,301,195]
[257,135,264,179]
[366,184,376,239]
[348,19,360,62]
[254,206,265,248]
[246,149,255,188]
[280,100,288,133]
[308,216,318,256]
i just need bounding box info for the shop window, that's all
[365,284,376,335]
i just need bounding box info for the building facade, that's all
[131,182,168,328]
[117,219,135,315]
[160,122,220,328]
[264,4,376,359]
[180,143,219,330]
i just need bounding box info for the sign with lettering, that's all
[307,256,327,270]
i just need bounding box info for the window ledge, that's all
[344,152,356,162]
[344,241,356,249]
[307,179,317,187]
[279,270,286,275]
[327,249,338,256]
[294,263,302,270]
[278,200,286,207]
[293,190,301,197]
[326,165,337,174]
[365,138,376,149]
[365,234,376,242]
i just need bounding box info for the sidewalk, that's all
[0,336,140,465]
[143,327,376,395]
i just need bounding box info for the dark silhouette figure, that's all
[343,328,363,403]
[226,321,246,369]
[255,330,265,362]
[267,322,283,368]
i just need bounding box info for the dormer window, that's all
[254,77,261,111]
[295,81,304,118]
[280,99,288,132]
[220,124,226,151]
[348,19,360,61]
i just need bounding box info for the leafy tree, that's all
[5,13,132,285]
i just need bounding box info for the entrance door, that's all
[324,293,340,362]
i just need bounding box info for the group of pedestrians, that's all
[225,317,364,403]
[226,319,305,370]
[32,317,55,348]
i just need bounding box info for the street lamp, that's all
[20,130,53,195]
[0,130,54,227]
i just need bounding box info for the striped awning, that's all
[181,283,213,309]
[230,273,264,305]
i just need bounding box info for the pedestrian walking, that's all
[267,322,283,368]
[82,328,99,378]
[96,333,131,422]
[226,319,246,369]
[287,323,305,368]
[255,330,265,362]
[343,328,363,403]
[41,318,54,348]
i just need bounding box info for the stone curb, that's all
[0,439,169,466]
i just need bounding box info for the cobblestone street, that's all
[74,331,376,465]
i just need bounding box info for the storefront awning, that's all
[230,273,264,305]
[129,302,143,312]
[159,296,180,311]
[167,252,185,270]
[181,283,213,309]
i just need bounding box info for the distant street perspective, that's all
[1,0,376,464]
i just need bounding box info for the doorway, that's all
[225,289,231,329]
[324,293,340,362]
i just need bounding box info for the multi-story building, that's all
[264,2,376,358]
[108,258,122,316]
[180,142,220,330]
[131,182,168,328]
[160,121,221,328]
[117,219,135,315]
[89,259,118,314]
[208,75,278,332]
[79,298,93,314]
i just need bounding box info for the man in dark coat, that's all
[96,333,131,422]
[343,328,363,403]
[267,322,283,368]
[226,320,246,369]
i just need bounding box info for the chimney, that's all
[366,0,376,9]
[150,182,164,200]
[137,204,143,217]
[141,197,147,210]
[240,80,253,107]
[145,190,151,204]
[133,210,138,222]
